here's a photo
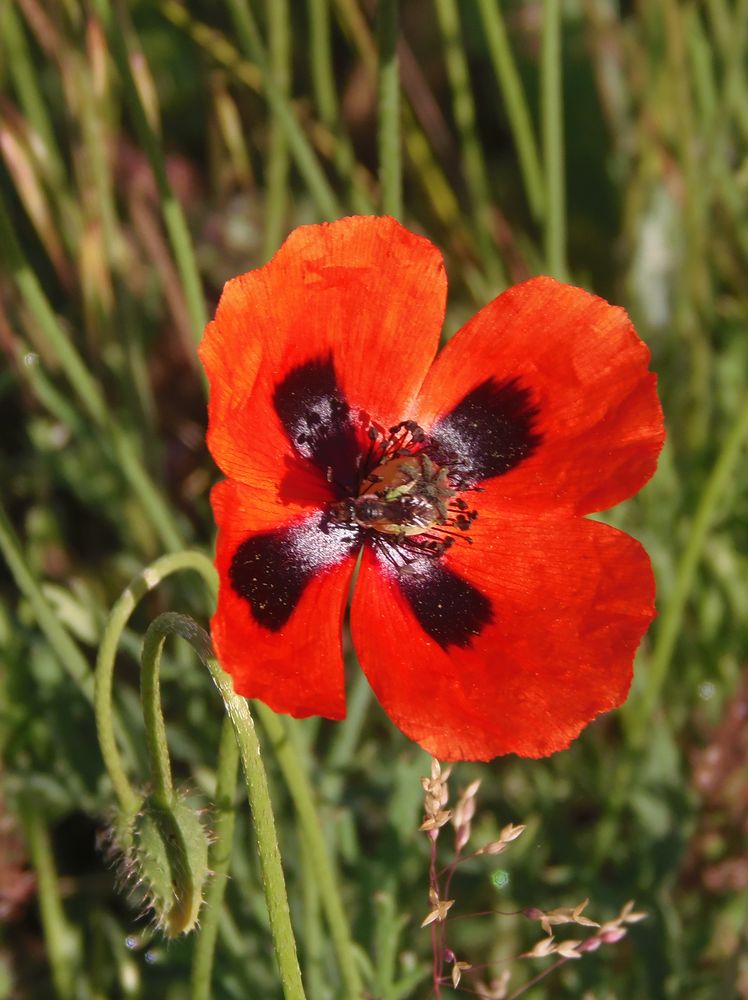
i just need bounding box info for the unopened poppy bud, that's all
[125,793,210,937]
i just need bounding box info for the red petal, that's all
[414,277,664,514]
[200,216,446,507]
[351,509,655,761]
[211,479,358,718]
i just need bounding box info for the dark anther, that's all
[307,411,322,426]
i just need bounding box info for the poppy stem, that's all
[254,702,365,1000]
[377,0,403,219]
[191,715,240,1000]
[144,612,308,1000]
[94,550,218,819]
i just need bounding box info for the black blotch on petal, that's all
[428,378,542,487]
[394,556,493,649]
[273,355,361,496]
[229,513,360,631]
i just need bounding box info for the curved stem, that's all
[94,551,217,817]
[255,703,364,999]
[141,624,177,807]
[146,613,306,1000]
[191,716,240,1000]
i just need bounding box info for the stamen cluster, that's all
[329,416,480,569]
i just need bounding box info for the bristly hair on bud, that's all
[109,789,211,938]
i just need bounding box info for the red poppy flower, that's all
[200,215,664,761]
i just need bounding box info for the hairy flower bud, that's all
[115,792,211,937]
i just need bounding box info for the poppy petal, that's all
[351,509,655,761]
[414,276,664,514]
[212,479,359,718]
[200,216,447,508]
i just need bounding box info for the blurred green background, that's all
[1,1,747,997]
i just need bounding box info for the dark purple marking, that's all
[272,355,361,496]
[427,378,541,487]
[384,553,493,649]
[229,513,360,631]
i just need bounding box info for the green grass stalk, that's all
[477,0,545,221]
[92,0,208,342]
[227,0,342,220]
[434,0,506,288]
[19,801,79,1000]
[1,2,67,188]
[0,191,184,552]
[541,0,568,280]
[263,0,291,259]
[0,500,93,700]
[377,0,402,219]
[634,394,748,741]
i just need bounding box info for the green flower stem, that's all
[377,0,402,219]
[434,0,506,289]
[191,716,240,1000]
[19,800,78,1000]
[94,551,218,817]
[147,613,305,1000]
[140,623,177,809]
[226,0,342,220]
[477,0,545,221]
[262,0,291,259]
[633,394,748,742]
[255,703,363,999]
[541,0,568,280]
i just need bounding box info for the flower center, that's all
[328,419,479,562]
